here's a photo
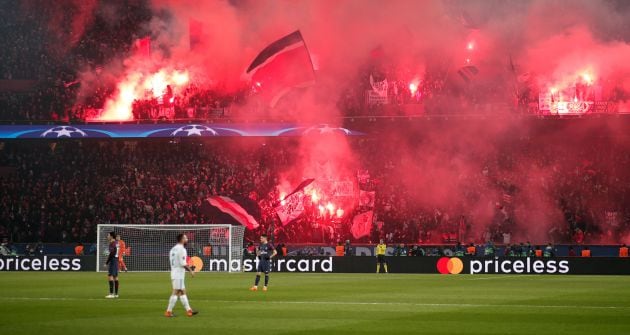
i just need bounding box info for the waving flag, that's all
[351,210,374,239]
[134,37,151,59]
[246,30,315,107]
[272,178,314,225]
[276,191,305,226]
[457,65,479,83]
[276,178,315,206]
[359,190,376,208]
[203,196,259,229]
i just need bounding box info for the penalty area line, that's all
[0,296,627,310]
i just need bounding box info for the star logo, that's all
[304,124,352,135]
[171,125,218,137]
[40,126,87,138]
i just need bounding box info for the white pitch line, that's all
[0,296,627,310]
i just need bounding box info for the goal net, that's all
[96,224,245,272]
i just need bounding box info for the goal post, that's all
[96,224,245,272]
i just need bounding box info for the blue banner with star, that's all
[0,123,363,139]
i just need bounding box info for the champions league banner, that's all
[0,123,363,139]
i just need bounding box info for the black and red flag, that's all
[246,30,316,107]
[457,65,479,83]
[274,178,315,207]
[202,196,260,230]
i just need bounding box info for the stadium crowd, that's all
[0,0,536,122]
[0,1,151,121]
[0,140,286,243]
[0,135,629,245]
[362,137,630,246]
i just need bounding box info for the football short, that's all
[257,259,271,273]
[108,259,119,277]
[377,254,387,264]
[171,278,186,290]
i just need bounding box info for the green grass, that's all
[0,272,629,334]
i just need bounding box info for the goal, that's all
[96,224,245,272]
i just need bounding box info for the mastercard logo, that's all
[436,257,463,274]
[188,256,204,272]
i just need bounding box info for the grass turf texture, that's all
[0,273,629,334]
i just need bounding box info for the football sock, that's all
[377,264,380,273]
[180,295,191,311]
[167,295,177,312]
[264,275,269,286]
[384,264,389,273]
[255,275,260,286]
[114,280,119,294]
[108,280,114,294]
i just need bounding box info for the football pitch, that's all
[0,272,629,334]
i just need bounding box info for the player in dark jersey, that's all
[105,231,120,298]
[250,234,277,292]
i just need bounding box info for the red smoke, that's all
[98,68,189,121]
[23,0,630,242]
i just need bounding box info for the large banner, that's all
[333,180,354,197]
[4,255,627,274]
[433,256,630,275]
[0,124,363,139]
[0,256,96,272]
[241,256,630,275]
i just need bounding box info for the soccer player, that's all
[116,234,128,272]
[375,239,388,273]
[105,231,120,298]
[250,234,276,292]
[165,233,198,317]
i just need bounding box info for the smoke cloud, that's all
[17,0,630,243]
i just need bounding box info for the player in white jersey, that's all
[165,233,198,317]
